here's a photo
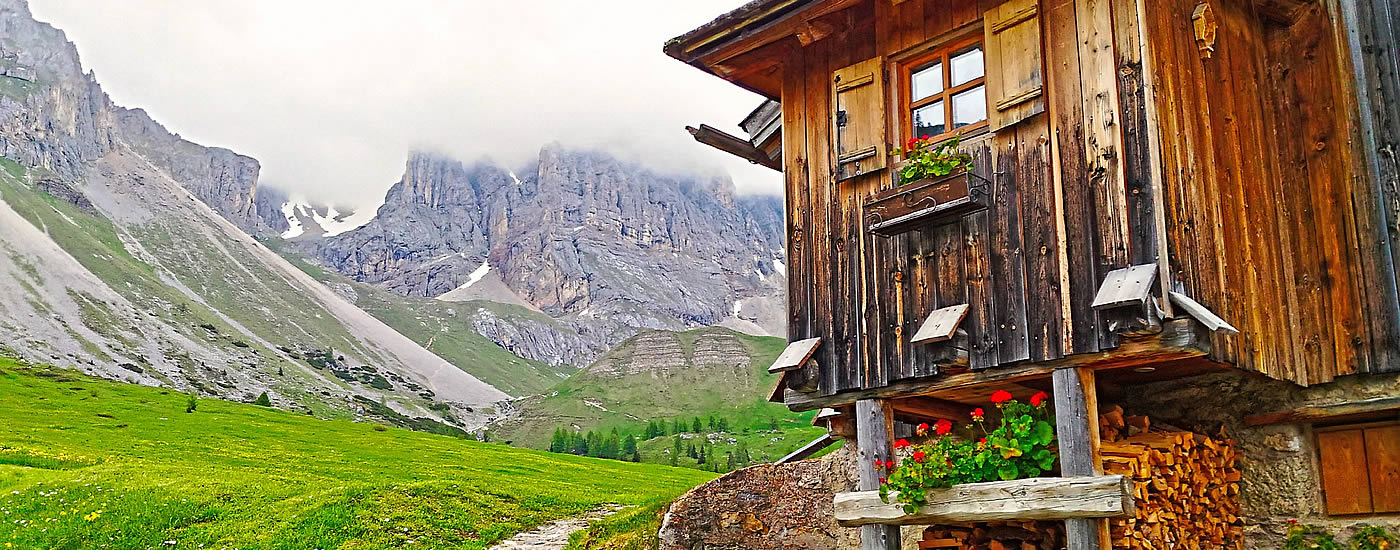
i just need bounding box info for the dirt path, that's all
[488,505,622,550]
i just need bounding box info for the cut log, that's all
[833,476,1135,527]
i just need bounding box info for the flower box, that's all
[863,170,985,237]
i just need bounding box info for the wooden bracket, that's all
[1168,291,1240,334]
[912,304,971,344]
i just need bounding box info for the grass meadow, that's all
[0,357,713,549]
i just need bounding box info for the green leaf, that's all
[1032,421,1055,446]
[997,464,1019,481]
[1033,449,1056,471]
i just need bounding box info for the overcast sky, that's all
[28,0,780,208]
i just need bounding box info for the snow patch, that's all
[280,202,304,239]
[732,300,742,317]
[313,203,379,237]
[508,170,523,185]
[755,269,767,282]
[772,259,787,277]
[463,259,491,289]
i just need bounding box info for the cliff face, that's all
[303,147,788,360]
[0,0,262,233]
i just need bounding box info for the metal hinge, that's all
[836,110,848,127]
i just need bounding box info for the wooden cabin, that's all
[667,0,1400,548]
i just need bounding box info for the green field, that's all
[0,356,713,549]
[491,327,828,473]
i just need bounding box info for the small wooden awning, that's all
[911,304,969,344]
[768,337,821,373]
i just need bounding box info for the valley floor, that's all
[0,357,712,549]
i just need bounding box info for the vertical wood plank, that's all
[1364,425,1400,513]
[783,44,813,349]
[856,399,901,550]
[1053,367,1110,550]
[1018,115,1064,362]
[991,130,1031,364]
[804,35,837,395]
[965,143,998,369]
[1317,429,1374,515]
[1045,0,1101,356]
[1074,0,1132,285]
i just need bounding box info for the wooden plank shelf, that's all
[834,475,1135,527]
[864,171,986,237]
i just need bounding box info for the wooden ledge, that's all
[1245,396,1400,426]
[785,319,1211,412]
[834,475,1135,527]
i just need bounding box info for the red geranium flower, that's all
[879,477,887,484]
[893,439,911,449]
[1030,391,1048,407]
[990,390,1014,404]
[921,134,929,140]
[874,459,884,470]
[912,450,926,463]
[916,422,930,436]
[934,418,953,435]
[886,461,896,470]
[971,407,985,420]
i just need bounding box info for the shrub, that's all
[1284,522,1398,550]
[185,395,197,413]
[880,390,1056,513]
[253,391,272,407]
[232,340,250,348]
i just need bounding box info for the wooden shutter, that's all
[832,57,887,181]
[984,0,1045,130]
[1365,425,1400,513]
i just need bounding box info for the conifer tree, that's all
[622,434,638,458]
[693,417,703,433]
[253,391,272,407]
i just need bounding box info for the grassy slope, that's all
[268,242,575,397]
[492,327,826,469]
[0,357,713,549]
[0,157,365,417]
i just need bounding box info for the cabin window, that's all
[900,35,988,142]
[1315,421,1400,515]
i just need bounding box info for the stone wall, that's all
[1119,370,1400,548]
[658,441,931,550]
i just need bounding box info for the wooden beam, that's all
[1245,396,1400,426]
[855,399,900,550]
[686,124,782,171]
[1053,367,1110,550]
[784,319,1209,411]
[833,475,1135,527]
[891,396,975,423]
[777,432,838,464]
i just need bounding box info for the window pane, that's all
[911,61,943,102]
[912,101,945,138]
[951,46,984,87]
[952,85,987,128]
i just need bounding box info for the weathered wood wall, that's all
[782,0,1160,396]
[779,0,1396,396]
[1143,0,1397,383]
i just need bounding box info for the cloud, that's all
[28,0,781,208]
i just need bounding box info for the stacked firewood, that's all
[919,407,1243,550]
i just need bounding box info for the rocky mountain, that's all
[281,148,790,366]
[0,0,510,429]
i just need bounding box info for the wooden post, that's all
[1053,367,1111,550]
[855,399,900,550]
